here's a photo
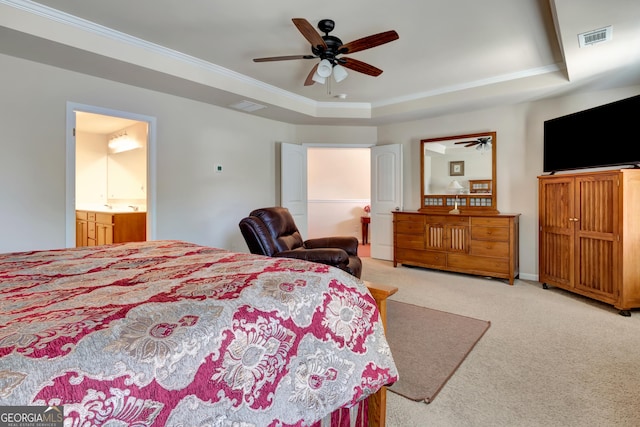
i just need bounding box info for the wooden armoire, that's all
[538,168,640,315]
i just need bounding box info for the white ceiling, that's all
[1,0,639,126]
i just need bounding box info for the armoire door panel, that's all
[539,177,574,288]
[573,174,617,300]
[541,180,573,229]
[577,176,617,234]
[575,237,615,298]
[540,232,573,287]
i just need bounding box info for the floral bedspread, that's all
[0,240,397,426]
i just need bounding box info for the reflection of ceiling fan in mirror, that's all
[455,136,492,151]
[253,18,399,86]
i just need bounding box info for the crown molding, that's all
[373,63,563,108]
[0,0,318,109]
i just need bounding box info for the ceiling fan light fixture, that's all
[312,71,326,84]
[332,64,348,82]
[254,18,398,86]
[476,142,492,152]
[316,59,333,78]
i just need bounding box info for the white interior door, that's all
[280,142,308,238]
[370,144,403,260]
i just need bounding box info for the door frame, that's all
[65,102,157,247]
[280,142,375,247]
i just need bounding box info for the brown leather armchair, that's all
[239,207,362,279]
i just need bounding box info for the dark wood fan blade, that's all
[253,55,315,62]
[340,57,383,76]
[304,63,318,86]
[340,30,399,54]
[292,18,327,50]
[454,140,480,147]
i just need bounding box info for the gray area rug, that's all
[386,300,491,403]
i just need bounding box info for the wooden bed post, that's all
[364,281,398,427]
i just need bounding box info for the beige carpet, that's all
[386,300,490,403]
[363,258,640,426]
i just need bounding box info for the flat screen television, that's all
[543,94,640,173]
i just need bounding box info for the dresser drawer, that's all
[425,215,469,225]
[394,213,425,223]
[395,220,424,234]
[396,248,446,267]
[395,234,425,249]
[470,240,509,257]
[87,212,96,221]
[447,253,509,274]
[76,211,88,220]
[471,226,509,241]
[471,217,509,227]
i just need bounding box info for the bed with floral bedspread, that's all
[0,240,397,426]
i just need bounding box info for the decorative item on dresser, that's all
[397,131,521,284]
[393,212,520,284]
[538,168,640,316]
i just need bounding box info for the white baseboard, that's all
[519,272,539,282]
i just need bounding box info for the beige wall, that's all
[1,51,639,281]
[377,85,640,279]
[0,53,295,253]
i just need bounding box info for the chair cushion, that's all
[250,207,304,252]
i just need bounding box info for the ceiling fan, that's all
[455,136,493,150]
[253,18,399,86]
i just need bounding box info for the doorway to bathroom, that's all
[65,102,157,247]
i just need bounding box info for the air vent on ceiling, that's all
[229,100,267,113]
[578,26,612,48]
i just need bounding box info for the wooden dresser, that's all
[393,211,520,284]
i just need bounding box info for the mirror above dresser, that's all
[420,131,497,213]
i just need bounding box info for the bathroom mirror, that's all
[106,122,148,200]
[107,148,147,200]
[420,131,497,213]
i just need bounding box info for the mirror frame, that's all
[419,131,498,214]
